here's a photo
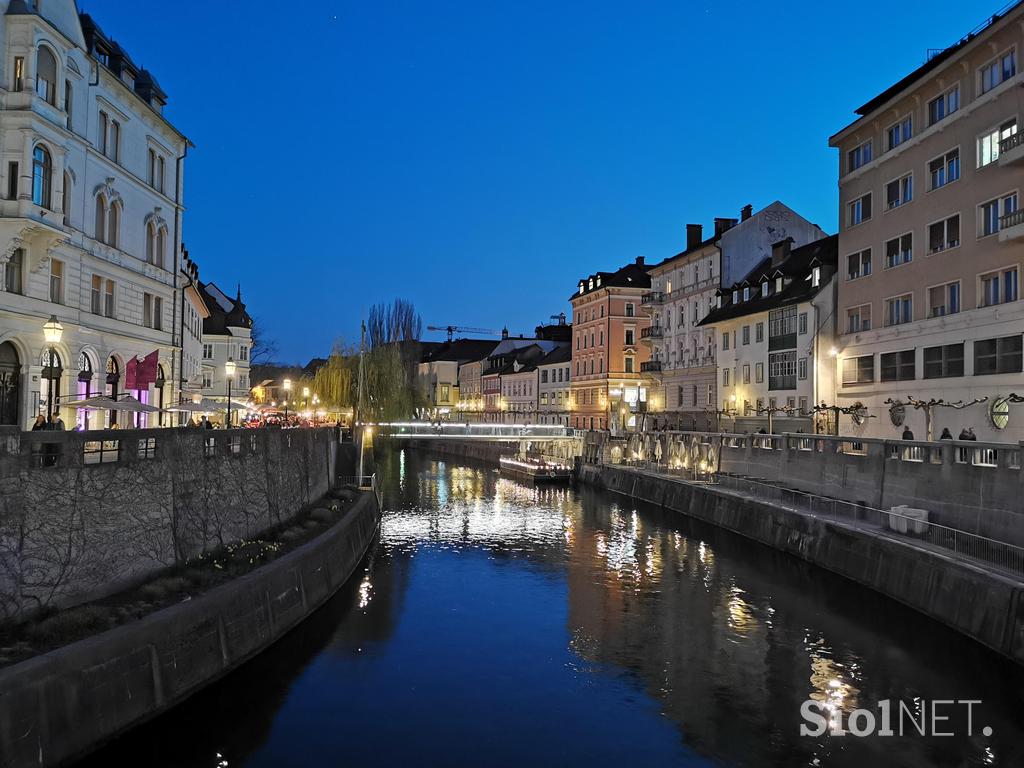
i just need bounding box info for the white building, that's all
[177,245,208,407]
[643,203,827,430]
[537,344,571,425]
[501,359,538,423]
[0,2,188,428]
[198,281,251,424]
[700,236,839,433]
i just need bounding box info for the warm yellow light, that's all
[42,314,63,344]
[283,378,292,392]
[730,394,737,402]
[302,387,310,398]
[829,347,839,357]
[225,358,236,377]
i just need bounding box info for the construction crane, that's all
[427,324,500,342]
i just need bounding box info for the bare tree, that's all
[367,299,422,349]
[249,315,279,365]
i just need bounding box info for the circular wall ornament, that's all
[851,404,868,426]
[888,402,905,427]
[990,397,1010,430]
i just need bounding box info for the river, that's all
[80,449,1024,767]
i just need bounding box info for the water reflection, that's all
[80,450,1024,768]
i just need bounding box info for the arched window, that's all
[145,221,154,263]
[94,193,106,242]
[106,201,119,248]
[36,47,57,104]
[156,227,165,268]
[31,145,52,208]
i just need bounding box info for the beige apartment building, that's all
[570,257,652,432]
[830,3,1024,442]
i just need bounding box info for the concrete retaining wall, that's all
[579,463,1024,664]
[391,438,515,466]
[0,491,380,768]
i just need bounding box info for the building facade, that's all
[537,344,571,425]
[0,2,188,428]
[570,257,652,432]
[830,3,1024,441]
[700,236,839,433]
[417,339,497,419]
[198,282,251,424]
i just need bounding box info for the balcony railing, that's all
[999,208,1024,234]
[1000,132,1023,155]
[640,360,663,373]
[641,291,665,305]
[640,326,664,340]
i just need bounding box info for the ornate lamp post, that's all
[225,358,236,428]
[42,314,63,422]
[302,386,310,420]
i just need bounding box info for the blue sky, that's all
[85,0,998,363]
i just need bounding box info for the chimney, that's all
[635,256,645,266]
[771,237,794,267]
[714,217,739,237]
[741,204,753,221]
[686,224,703,250]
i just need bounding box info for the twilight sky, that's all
[86,0,993,363]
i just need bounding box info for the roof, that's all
[698,235,838,326]
[302,358,328,377]
[571,258,651,300]
[837,1,1023,133]
[649,232,720,271]
[421,339,499,364]
[199,281,252,336]
[537,344,571,366]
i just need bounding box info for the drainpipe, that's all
[170,142,189,422]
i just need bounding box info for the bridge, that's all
[376,422,582,442]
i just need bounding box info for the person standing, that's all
[939,427,953,440]
[31,414,46,431]
[901,426,914,440]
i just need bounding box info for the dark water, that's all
[82,449,1024,767]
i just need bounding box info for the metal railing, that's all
[640,326,664,340]
[640,360,663,372]
[641,291,665,305]
[1001,131,1024,154]
[999,208,1024,231]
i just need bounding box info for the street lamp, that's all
[42,314,63,422]
[225,358,236,428]
[283,378,291,422]
[312,393,320,425]
[302,386,310,417]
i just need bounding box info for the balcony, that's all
[640,360,663,373]
[999,209,1024,242]
[999,132,1024,167]
[639,326,663,342]
[641,291,665,306]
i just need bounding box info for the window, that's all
[928,148,960,190]
[928,86,959,126]
[732,290,739,304]
[979,49,1016,95]
[742,325,750,345]
[928,215,960,253]
[848,193,871,226]
[91,275,102,314]
[49,259,63,304]
[110,120,120,163]
[768,351,797,390]
[881,350,915,382]
[143,293,153,328]
[104,279,114,318]
[928,282,960,317]
[979,193,1018,237]
[886,116,912,151]
[64,80,73,129]
[798,358,807,380]
[624,328,634,345]
[743,287,750,301]
[12,56,24,92]
[95,194,106,242]
[842,355,874,385]
[722,368,730,386]
[769,306,797,338]
[706,384,712,405]
[755,322,764,343]
[7,161,17,200]
[885,174,912,209]
[755,362,763,383]
[624,356,634,374]
[541,370,548,384]
[980,268,1019,307]
[798,313,808,335]
[106,202,119,248]
[847,249,872,280]
[99,111,108,155]
[625,303,634,317]
[4,248,22,294]
[884,294,913,326]
[885,233,913,268]
[923,344,964,379]
[978,120,1017,167]
[722,332,729,351]
[202,371,212,389]
[35,46,56,104]
[847,140,872,172]
[974,335,1023,375]
[742,364,750,384]
[811,266,821,287]
[31,145,51,209]
[847,304,871,333]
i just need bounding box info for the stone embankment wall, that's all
[0,427,337,621]
[580,463,1024,664]
[391,437,516,466]
[0,490,380,768]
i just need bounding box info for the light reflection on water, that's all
[79,450,1024,768]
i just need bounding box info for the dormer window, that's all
[732,290,739,304]
[812,266,821,288]
[743,287,750,301]
[596,276,601,286]
[588,278,594,290]
[775,277,783,293]
[578,283,584,295]
[762,280,769,296]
